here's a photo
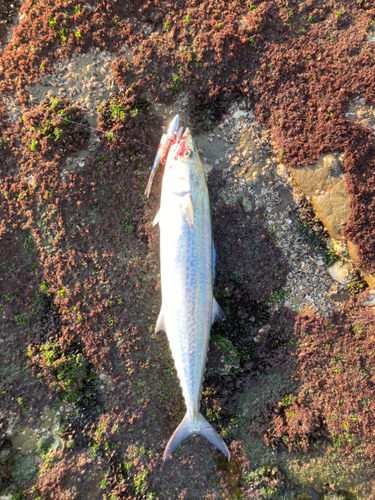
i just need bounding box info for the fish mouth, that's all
[145,116,197,198]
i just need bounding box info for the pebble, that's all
[361,293,375,307]
[204,163,214,175]
[212,107,340,317]
[328,260,356,285]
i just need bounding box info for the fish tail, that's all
[163,412,230,461]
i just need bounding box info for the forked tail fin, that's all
[163,412,230,461]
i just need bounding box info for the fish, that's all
[146,115,230,461]
[144,114,181,198]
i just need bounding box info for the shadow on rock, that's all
[201,191,296,440]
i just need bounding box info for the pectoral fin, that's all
[153,209,161,226]
[212,298,225,324]
[145,133,168,198]
[184,195,194,229]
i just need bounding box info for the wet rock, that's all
[326,238,348,257]
[241,196,253,213]
[36,434,62,455]
[290,153,350,241]
[203,163,213,175]
[11,455,38,485]
[276,163,289,180]
[346,98,375,135]
[360,293,375,307]
[347,241,375,289]
[232,109,248,120]
[327,260,356,285]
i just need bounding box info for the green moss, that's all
[133,469,150,496]
[10,491,26,500]
[239,372,370,498]
[109,101,125,120]
[48,17,57,28]
[39,340,97,406]
[268,288,286,303]
[170,73,183,95]
[284,448,369,498]
[11,456,38,485]
[230,270,243,283]
[40,281,50,293]
[209,335,241,376]
[36,434,60,455]
[13,312,29,326]
[121,219,134,235]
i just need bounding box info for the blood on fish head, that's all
[164,128,201,195]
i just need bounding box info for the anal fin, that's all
[212,298,225,324]
[155,310,166,333]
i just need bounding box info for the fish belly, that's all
[159,189,212,414]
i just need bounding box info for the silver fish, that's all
[147,115,230,461]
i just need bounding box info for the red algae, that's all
[1,0,375,498]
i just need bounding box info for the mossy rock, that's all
[210,335,241,376]
[239,372,371,499]
[36,434,61,455]
[11,455,38,485]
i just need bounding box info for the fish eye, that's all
[183,148,192,159]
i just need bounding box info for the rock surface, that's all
[290,153,350,240]
[290,148,375,290]
[348,240,375,289]
[360,293,375,307]
[328,260,356,285]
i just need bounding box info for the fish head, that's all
[164,128,203,195]
[145,115,180,198]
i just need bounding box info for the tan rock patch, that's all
[328,260,357,285]
[290,153,350,241]
[348,241,375,289]
[313,178,351,241]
